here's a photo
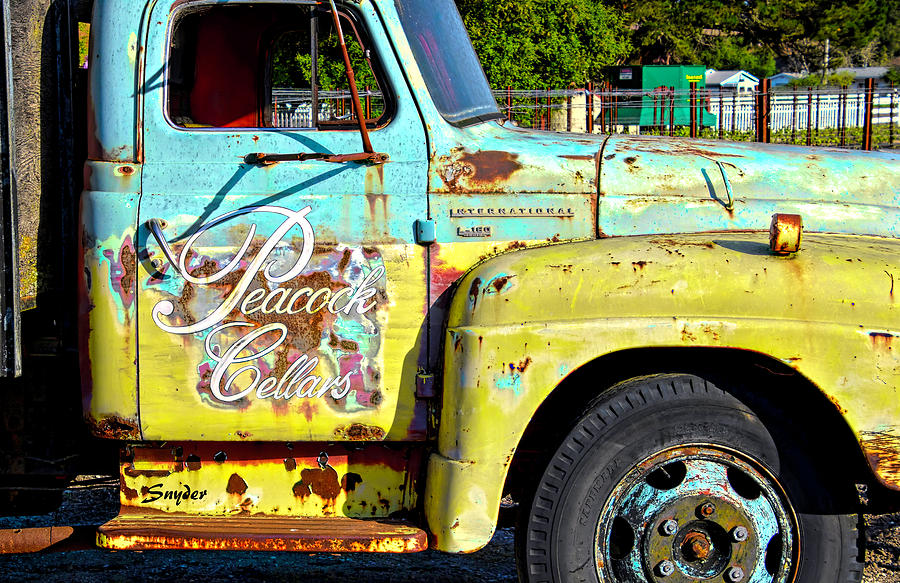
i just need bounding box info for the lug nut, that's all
[725,566,745,582]
[698,501,716,518]
[660,519,678,536]
[655,560,675,577]
[731,525,749,542]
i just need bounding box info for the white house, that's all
[705,69,759,93]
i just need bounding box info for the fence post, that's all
[791,92,798,144]
[891,82,896,147]
[717,92,724,139]
[840,86,847,148]
[731,91,737,135]
[566,91,572,132]
[806,88,813,146]
[863,78,874,150]
[599,82,605,132]
[689,82,697,138]
[365,86,371,121]
[613,85,619,131]
[668,86,675,137]
[756,78,771,142]
[546,88,551,131]
[506,86,512,122]
[587,82,593,134]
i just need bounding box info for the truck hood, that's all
[430,124,900,238]
[599,135,900,238]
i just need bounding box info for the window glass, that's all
[167,3,388,129]
[394,0,501,126]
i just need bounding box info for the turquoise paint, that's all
[495,372,521,395]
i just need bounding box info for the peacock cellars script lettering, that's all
[151,205,384,404]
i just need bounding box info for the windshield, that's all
[394,0,502,126]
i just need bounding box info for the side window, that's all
[167,3,388,130]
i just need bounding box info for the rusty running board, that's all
[0,526,97,553]
[96,514,428,553]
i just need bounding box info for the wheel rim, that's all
[595,446,797,582]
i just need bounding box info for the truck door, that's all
[137,1,428,441]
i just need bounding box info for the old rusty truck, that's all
[1,0,899,581]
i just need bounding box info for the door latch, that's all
[414,219,435,246]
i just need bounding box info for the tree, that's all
[611,0,899,77]
[455,0,632,88]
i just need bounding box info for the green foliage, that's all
[885,66,900,86]
[455,0,631,89]
[78,22,90,67]
[609,0,899,77]
[826,71,855,87]
[270,27,378,92]
[788,74,823,87]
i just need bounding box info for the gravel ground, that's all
[2,476,900,582]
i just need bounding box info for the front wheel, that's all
[518,374,862,583]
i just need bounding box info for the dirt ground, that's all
[1,476,900,582]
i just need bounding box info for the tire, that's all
[518,374,862,583]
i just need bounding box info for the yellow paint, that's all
[426,232,899,552]
[119,447,414,518]
[138,245,427,441]
[85,240,138,431]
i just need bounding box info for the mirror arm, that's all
[327,0,375,154]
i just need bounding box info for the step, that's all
[96,514,428,553]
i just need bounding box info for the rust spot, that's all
[870,332,893,351]
[632,261,649,270]
[369,391,383,406]
[341,473,363,492]
[332,424,386,441]
[88,415,140,439]
[284,458,297,471]
[242,270,349,352]
[95,515,427,552]
[469,277,482,308]
[294,465,341,500]
[437,150,522,192]
[120,475,138,500]
[252,135,259,143]
[235,430,252,439]
[505,241,527,251]
[491,275,513,293]
[614,137,747,159]
[459,150,521,183]
[826,394,847,415]
[861,432,900,490]
[185,455,202,471]
[298,401,315,422]
[226,473,248,495]
[337,248,352,273]
[509,357,532,373]
[560,154,593,161]
[651,238,715,249]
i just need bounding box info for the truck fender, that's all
[425,231,900,552]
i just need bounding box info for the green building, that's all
[603,65,717,128]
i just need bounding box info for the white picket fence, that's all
[271,88,383,128]
[686,91,897,132]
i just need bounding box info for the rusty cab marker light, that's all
[769,213,803,255]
